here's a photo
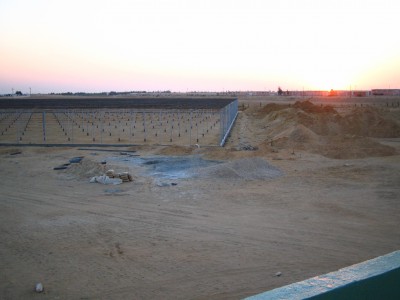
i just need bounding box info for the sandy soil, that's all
[1,98,399,299]
[0,109,221,146]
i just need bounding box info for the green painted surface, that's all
[245,250,400,300]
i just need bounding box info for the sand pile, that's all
[263,102,342,136]
[256,101,399,158]
[340,107,400,138]
[194,157,283,180]
[273,124,320,148]
[63,158,106,178]
[258,103,289,115]
[293,100,337,114]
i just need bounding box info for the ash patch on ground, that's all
[194,157,283,180]
[110,155,282,181]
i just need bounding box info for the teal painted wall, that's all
[246,251,400,300]
[308,267,400,300]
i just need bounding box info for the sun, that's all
[295,53,362,91]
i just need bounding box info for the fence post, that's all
[42,111,46,142]
[143,111,146,142]
[189,111,192,146]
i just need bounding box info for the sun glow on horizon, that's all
[0,0,399,94]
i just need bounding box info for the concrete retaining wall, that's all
[246,250,400,300]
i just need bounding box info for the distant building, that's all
[352,90,370,97]
[371,89,400,96]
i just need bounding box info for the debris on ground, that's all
[106,169,115,177]
[54,157,84,171]
[119,172,132,182]
[155,180,178,187]
[10,151,22,156]
[238,144,258,151]
[90,175,123,185]
[35,282,44,293]
[105,169,133,182]
[53,164,69,170]
[90,169,134,184]
[69,156,84,164]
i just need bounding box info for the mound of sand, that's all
[195,157,283,180]
[263,107,341,137]
[340,107,400,138]
[293,100,337,114]
[62,158,105,179]
[258,103,289,115]
[273,124,321,147]
[247,101,400,159]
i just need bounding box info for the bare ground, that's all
[1,98,399,299]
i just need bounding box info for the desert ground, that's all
[1,96,399,299]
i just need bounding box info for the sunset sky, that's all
[1,0,399,94]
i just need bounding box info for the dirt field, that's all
[0,96,236,146]
[0,109,222,146]
[1,97,399,299]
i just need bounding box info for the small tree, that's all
[15,91,23,96]
[278,87,283,96]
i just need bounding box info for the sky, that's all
[1,0,399,94]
